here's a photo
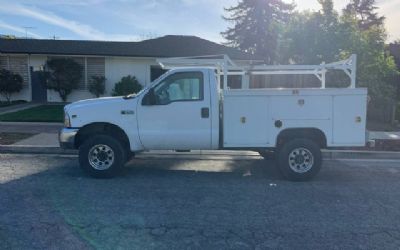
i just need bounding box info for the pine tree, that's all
[222,0,294,64]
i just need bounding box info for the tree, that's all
[112,75,142,96]
[223,0,399,109]
[45,58,83,102]
[0,69,23,103]
[88,76,106,98]
[340,0,393,102]
[339,12,398,101]
[222,0,294,64]
[343,0,385,30]
[279,0,397,82]
[278,0,398,121]
[279,0,341,64]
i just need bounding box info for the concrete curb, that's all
[0,146,400,160]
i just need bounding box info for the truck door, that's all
[137,70,212,150]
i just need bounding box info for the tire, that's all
[277,138,322,181]
[79,134,127,178]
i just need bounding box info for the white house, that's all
[0,35,256,102]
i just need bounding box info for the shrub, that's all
[0,69,24,103]
[88,76,106,98]
[112,75,142,96]
[45,58,83,102]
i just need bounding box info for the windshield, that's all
[123,72,169,99]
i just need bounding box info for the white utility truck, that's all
[59,54,367,181]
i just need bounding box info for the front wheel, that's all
[277,138,322,181]
[79,134,127,178]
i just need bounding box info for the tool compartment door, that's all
[223,95,269,147]
[332,95,367,145]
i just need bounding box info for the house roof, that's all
[0,35,258,61]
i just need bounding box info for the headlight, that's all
[64,111,71,128]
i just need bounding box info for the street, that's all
[1,153,400,250]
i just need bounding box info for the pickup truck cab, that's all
[60,55,367,181]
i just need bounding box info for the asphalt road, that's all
[1,153,400,250]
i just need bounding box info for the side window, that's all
[154,72,203,105]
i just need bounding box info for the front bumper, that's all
[59,128,79,149]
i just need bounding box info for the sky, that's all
[0,0,398,43]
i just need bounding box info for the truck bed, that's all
[222,88,368,148]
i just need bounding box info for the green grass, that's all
[0,104,64,122]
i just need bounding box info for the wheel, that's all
[79,134,127,178]
[277,138,322,181]
[257,149,275,160]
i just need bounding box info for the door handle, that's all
[201,107,209,118]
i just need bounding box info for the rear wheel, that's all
[277,138,322,181]
[79,134,126,178]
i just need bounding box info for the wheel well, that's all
[276,128,327,149]
[75,123,130,150]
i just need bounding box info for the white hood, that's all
[64,96,138,128]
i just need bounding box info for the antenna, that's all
[22,26,35,39]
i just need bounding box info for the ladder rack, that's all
[157,54,357,89]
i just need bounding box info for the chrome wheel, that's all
[88,144,115,170]
[288,147,314,173]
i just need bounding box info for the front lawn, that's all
[0,104,64,122]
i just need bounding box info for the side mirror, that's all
[142,88,156,106]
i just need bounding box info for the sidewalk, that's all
[368,131,400,150]
[0,122,399,159]
[0,122,62,134]
[13,133,59,146]
[368,131,400,140]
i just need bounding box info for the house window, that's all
[48,56,85,90]
[0,56,8,69]
[87,57,105,88]
[47,56,105,90]
[1,55,29,86]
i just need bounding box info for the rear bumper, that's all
[59,128,79,149]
